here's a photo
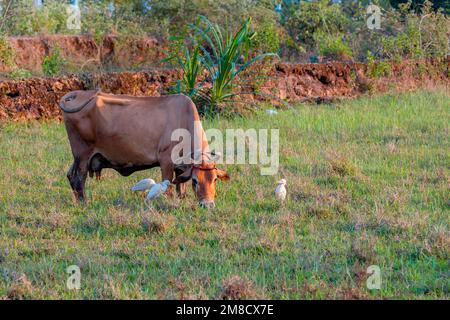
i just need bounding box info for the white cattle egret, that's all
[131,178,156,192]
[146,180,171,200]
[275,179,287,202]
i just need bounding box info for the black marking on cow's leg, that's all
[74,168,87,202]
[67,156,89,203]
[67,159,79,190]
[67,157,83,202]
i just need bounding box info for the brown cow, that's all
[59,90,229,208]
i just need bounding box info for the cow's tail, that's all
[59,90,99,114]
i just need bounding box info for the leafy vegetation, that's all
[1,0,69,36]
[314,31,353,60]
[0,34,14,68]
[251,17,281,55]
[367,51,392,78]
[282,0,351,48]
[170,46,202,97]
[380,1,449,60]
[0,0,448,63]
[42,47,66,76]
[7,68,33,79]
[168,16,277,115]
[0,90,448,299]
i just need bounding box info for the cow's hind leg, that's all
[67,155,90,203]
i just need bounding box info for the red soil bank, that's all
[0,58,448,121]
[0,35,165,73]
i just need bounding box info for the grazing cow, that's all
[59,90,229,208]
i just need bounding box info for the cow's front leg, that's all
[160,162,175,198]
[67,156,89,203]
[174,168,187,198]
[176,182,187,198]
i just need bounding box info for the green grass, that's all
[0,90,448,299]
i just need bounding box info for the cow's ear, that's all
[216,169,230,181]
[173,167,193,184]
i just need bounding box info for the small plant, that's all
[315,31,353,60]
[282,0,350,48]
[219,275,258,300]
[414,63,428,77]
[42,47,66,76]
[251,18,280,55]
[367,51,391,78]
[185,16,277,114]
[167,44,203,97]
[9,68,33,79]
[0,34,14,68]
[5,0,69,36]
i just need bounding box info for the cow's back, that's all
[61,92,197,166]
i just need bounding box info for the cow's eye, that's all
[192,177,198,187]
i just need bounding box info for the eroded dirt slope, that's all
[0,58,448,121]
[0,35,165,73]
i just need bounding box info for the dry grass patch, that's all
[105,207,137,230]
[141,209,175,234]
[219,275,260,300]
[350,235,378,265]
[423,226,449,259]
[326,151,361,177]
[6,274,35,300]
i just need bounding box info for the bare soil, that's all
[0,35,448,121]
[0,35,165,73]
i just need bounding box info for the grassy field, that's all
[0,90,448,299]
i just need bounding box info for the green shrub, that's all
[0,34,14,67]
[80,1,115,42]
[4,0,69,36]
[0,0,447,65]
[376,1,448,60]
[251,18,280,55]
[9,68,33,79]
[367,51,392,78]
[283,0,350,49]
[315,31,353,60]
[389,0,450,14]
[170,16,277,115]
[42,47,66,76]
[148,0,275,36]
[195,16,276,113]
[168,45,203,97]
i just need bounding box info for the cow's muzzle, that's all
[199,200,215,209]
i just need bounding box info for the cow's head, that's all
[173,162,229,208]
